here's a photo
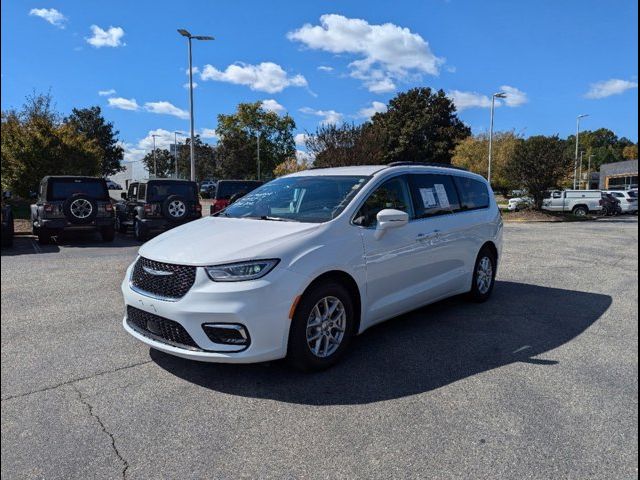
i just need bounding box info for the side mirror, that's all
[374,209,409,239]
[121,192,127,200]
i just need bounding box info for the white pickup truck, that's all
[542,190,603,216]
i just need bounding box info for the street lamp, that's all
[256,131,262,181]
[151,134,161,177]
[578,151,584,189]
[178,29,214,182]
[587,154,595,190]
[574,114,589,189]
[488,92,507,184]
[173,131,186,178]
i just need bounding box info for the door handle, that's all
[417,230,440,242]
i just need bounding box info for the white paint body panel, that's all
[122,165,503,363]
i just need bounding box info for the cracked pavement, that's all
[1,218,638,479]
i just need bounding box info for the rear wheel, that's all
[468,247,497,303]
[572,205,588,217]
[133,219,148,241]
[287,282,355,372]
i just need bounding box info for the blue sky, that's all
[2,0,638,167]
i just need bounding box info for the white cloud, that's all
[200,62,307,93]
[144,101,189,119]
[300,107,343,125]
[138,129,174,151]
[107,97,140,111]
[500,85,528,107]
[296,150,314,164]
[261,99,286,114]
[183,82,198,89]
[358,101,388,119]
[98,89,116,96]
[29,8,66,28]
[585,78,639,99]
[86,25,125,48]
[318,66,334,72]
[288,14,444,93]
[448,86,528,111]
[200,128,218,140]
[447,90,492,111]
[294,133,308,147]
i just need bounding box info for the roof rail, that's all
[386,161,468,171]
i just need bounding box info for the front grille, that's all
[131,257,196,300]
[126,306,200,350]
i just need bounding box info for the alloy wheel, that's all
[306,296,347,358]
[476,256,494,295]
[70,198,92,219]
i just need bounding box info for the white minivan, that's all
[122,163,503,371]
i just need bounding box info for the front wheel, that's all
[468,248,497,303]
[572,206,588,217]
[287,282,355,372]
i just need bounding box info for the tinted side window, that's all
[128,183,138,200]
[137,183,147,200]
[408,174,461,218]
[354,177,412,228]
[454,176,490,210]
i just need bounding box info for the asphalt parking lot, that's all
[1,217,638,479]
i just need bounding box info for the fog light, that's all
[202,324,250,346]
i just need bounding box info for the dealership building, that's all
[599,159,638,190]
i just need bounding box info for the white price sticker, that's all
[434,184,450,208]
[419,188,437,208]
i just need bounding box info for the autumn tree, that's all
[622,144,638,160]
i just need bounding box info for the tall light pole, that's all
[488,92,507,184]
[178,29,214,182]
[173,131,185,178]
[256,131,261,180]
[574,114,589,189]
[578,151,584,189]
[151,134,160,177]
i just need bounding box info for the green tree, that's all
[565,128,634,171]
[504,135,571,208]
[623,144,638,160]
[1,93,101,197]
[452,131,521,194]
[305,122,385,168]
[65,106,125,176]
[273,157,310,177]
[176,136,217,181]
[371,87,471,164]
[216,102,296,179]
[141,148,175,178]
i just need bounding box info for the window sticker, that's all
[419,188,437,208]
[434,184,450,208]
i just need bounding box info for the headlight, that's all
[204,259,279,282]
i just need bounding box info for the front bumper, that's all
[139,215,201,232]
[121,260,310,363]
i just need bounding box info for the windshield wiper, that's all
[260,216,298,222]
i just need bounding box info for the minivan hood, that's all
[138,216,321,266]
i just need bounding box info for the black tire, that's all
[572,205,588,217]
[162,195,188,223]
[37,228,53,245]
[101,226,115,242]
[63,194,98,225]
[287,282,355,372]
[115,214,127,233]
[133,219,148,241]
[467,247,497,303]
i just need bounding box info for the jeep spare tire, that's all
[162,195,188,222]
[63,194,98,225]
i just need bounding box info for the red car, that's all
[210,180,263,215]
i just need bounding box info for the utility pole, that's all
[574,114,589,189]
[151,134,160,177]
[257,131,261,181]
[587,154,595,190]
[488,91,507,184]
[578,151,584,189]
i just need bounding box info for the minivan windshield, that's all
[221,176,369,223]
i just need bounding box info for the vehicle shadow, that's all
[151,281,612,405]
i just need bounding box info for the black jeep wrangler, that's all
[31,176,115,244]
[114,179,201,241]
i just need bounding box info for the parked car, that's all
[199,183,217,199]
[1,191,14,248]
[604,190,638,214]
[507,196,534,211]
[31,176,115,244]
[114,179,202,241]
[600,193,622,216]
[121,163,503,371]
[542,190,603,216]
[209,180,263,214]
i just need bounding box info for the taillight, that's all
[44,204,54,213]
[144,204,152,213]
[195,203,202,213]
[105,203,113,212]
[143,203,160,217]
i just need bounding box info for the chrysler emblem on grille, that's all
[142,265,174,276]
